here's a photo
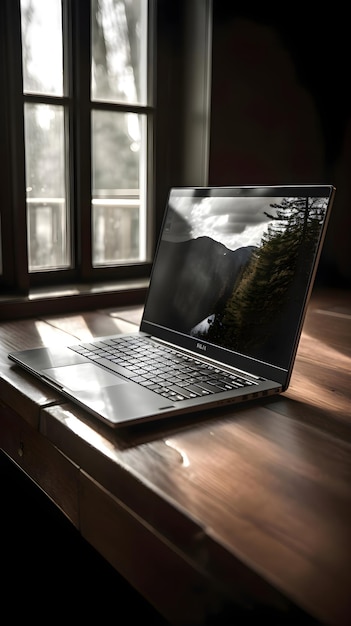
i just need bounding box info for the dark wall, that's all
[208,5,351,287]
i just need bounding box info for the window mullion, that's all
[72,0,93,281]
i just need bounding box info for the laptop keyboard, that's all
[69,335,257,402]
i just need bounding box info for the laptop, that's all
[8,185,335,428]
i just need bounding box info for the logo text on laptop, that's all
[196,342,207,352]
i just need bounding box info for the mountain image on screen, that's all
[144,195,328,369]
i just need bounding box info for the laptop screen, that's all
[142,186,334,380]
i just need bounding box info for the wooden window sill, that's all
[0,279,149,321]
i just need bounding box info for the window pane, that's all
[24,103,70,271]
[92,109,147,265]
[91,0,148,105]
[21,0,63,96]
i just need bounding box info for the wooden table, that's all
[0,287,350,625]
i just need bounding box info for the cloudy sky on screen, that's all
[165,196,284,251]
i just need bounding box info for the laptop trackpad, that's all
[42,362,126,391]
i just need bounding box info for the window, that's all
[0,0,212,319]
[0,0,155,296]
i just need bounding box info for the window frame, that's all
[0,0,213,320]
[1,0,155,291]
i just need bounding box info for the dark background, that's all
[208,4,351,288]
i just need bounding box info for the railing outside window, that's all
[27,193,141,270]
[93,194,142,265]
